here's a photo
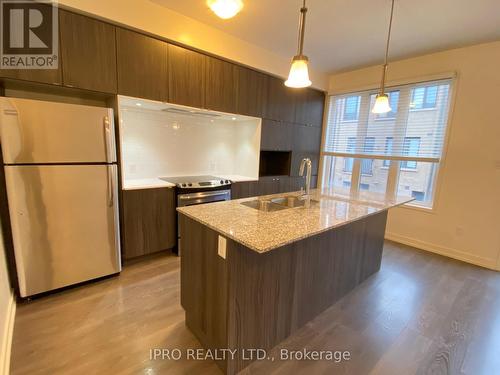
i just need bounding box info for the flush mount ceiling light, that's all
[207,0,243,19]
[285,0,312,88]
[372,0,396,114]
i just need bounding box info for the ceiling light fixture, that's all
[372,0,395,114]
[285,0,311,88]
[207,0,243,19]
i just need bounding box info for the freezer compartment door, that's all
[5,165,121,297]
[0,97,115,164]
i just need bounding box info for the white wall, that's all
[119,106,261,181]
[328,41,500,270]
[0,218,15,375]
[58,0,328,90]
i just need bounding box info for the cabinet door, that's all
[237,66,268,117]
[293,124,322,152]
[266,76,296,122]
[261,119,292,151]
[307,89,325,127]
[122,188,176,260]
[231,182,248,199]
[168,45,206,108]
[59,10,117,93]
[116,29,167,101]
[205,57,238,113]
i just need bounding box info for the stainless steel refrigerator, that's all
[0,97,121,297]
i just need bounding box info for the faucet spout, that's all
[299,158,312,196]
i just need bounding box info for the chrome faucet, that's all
[299,158,312,197]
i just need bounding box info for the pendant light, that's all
[207,0,243,19]
[285,0,312,88]
[372,0,395,114]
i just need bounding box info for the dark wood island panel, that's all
[179,210,388,374]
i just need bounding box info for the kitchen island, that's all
[177,188,412,374]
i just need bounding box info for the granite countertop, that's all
[177,188,414,253]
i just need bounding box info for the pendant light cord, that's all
[297,0,307,57]
[379,0,395,95]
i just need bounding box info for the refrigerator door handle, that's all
[103,116,112,163]
[107,165,114,207]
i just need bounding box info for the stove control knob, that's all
[220,180,224,184]
[181,183,186,187]
[225,180,230,184]
[188,183,192,187]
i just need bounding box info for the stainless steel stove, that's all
[160,175,231,190]
[160,175,232,254]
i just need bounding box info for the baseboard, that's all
[0,291,15,375]
[385,231,498,271]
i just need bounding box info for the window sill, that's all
[373,116,397,121]
[409,107,437,112]
[399,201,436,214]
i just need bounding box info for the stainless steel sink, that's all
[271,195,319,209]
[240,199,289,212]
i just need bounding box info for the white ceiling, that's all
[151,0,500,74]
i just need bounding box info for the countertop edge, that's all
[178,200,409,254]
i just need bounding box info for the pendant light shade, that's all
[207,0,243,19]
[372,94,391,114]
[371,0,395,114]
[285,56,311,88]
[285,0,311,88]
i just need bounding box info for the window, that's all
[343,137,356,172]
[383,137,393,167]
[411,85,438,109]
[412,191,425,201]
[321,78,452,208]
[361,137,375,175]
[401,137,421,169]
[342,96,360,121]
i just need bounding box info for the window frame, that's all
[319,77,456,211]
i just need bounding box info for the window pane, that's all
[424,86,438,108]
[343,96,360,121]
[397,162,439,207]
[359,159,389,193]
[361,137,375,175]
[321,155,352,189]
[401,137,420,169]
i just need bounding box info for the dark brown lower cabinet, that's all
[122,187,176,260]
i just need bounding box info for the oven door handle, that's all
[178,190,231,201]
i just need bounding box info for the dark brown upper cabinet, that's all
[237,66,268,117]
[116,28,168,101]
[260,119,293,151]
[0,66,62,86]
[168,44,206,108]
[307,89,326,127]
[265,76,296,123]
[293,88,325,127]
[292,123,322,152]
[205,56,238,113]
[59,10,117,93]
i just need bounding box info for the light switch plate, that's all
[218,235,227,259]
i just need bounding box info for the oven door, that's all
[177,189,231,207]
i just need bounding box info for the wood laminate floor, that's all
[10,241,500,375]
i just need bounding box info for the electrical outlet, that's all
[218,235,227,259]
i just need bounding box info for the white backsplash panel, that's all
[118,97,261,183]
